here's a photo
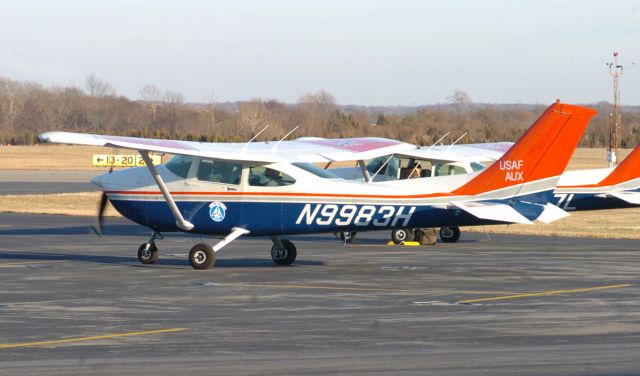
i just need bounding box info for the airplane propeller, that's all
[91,167,113,236]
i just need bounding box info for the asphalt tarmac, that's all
[0,170,97,194]
[0,212,639,375]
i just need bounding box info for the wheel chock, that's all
[386,241,422,246]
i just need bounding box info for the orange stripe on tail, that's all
[453,101,597,196]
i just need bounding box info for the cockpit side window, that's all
[197,159,242,185]
[165,155,193,178]
[249,166,296,186]
[366,156,399,178]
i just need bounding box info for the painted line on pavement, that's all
[0,328,187,350]
[458,284,633,304]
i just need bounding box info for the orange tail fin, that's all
[597,144,640,186]
[453,100,597,197]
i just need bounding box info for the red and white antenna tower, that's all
[606,52,623,167]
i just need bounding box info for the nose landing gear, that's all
[137,232,162,264]
[270,237,297,265]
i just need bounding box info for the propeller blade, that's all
[91,167,113,236]
[91,191,109,236]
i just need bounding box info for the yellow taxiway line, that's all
[0,328,186,350]
[222,283,512,295]
[458,284,633,304]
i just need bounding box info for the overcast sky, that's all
[1,0,639,105]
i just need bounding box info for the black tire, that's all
[391,228,415,244]
[189,243,215,270]
[339,231,357,243]
[137,243,158,264]
[439,226,461,243]
[271,239,297,265]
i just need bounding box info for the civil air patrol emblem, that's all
[208,201,227,222]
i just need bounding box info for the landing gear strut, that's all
[339,231,357,243]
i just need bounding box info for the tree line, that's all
[1,76,640,148]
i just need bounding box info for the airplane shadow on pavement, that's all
[0,251,324,268]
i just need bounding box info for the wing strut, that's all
[357,160,372,182]
[139,150,194,231]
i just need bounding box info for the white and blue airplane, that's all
[38,101,596,270]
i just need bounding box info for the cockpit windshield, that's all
[165,155,193,178]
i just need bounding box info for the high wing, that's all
[38,131,417,163]
[399,142,513,163]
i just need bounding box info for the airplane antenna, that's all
[427,131,451,152]
[242,123,271,152]
[271,125,300,153]
[369,154,395,181]
[447,131,468,150]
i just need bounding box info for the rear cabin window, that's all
[470,162,486,172]
[434,163,467,176]
[165,155,193,178]
[249,166,296,186]
[197,159,242,185]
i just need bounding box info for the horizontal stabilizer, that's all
[608,191,640,205]
[536,203,570,224]
[453,201,533,225]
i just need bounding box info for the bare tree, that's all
[85,73,115,97]
[0,79,25,131]
[238,99,268,138]
[164,90,185,129]
[204,92,221,137]
[446,90,471,112]
[139,84,162,122]
[297,90,337,132]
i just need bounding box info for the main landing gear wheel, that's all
[189,243,215,270]
[439,226,461,243]
[271,239,297,266]
[137,243,158,264]
[340,231,357,243]
[391,228,415,244]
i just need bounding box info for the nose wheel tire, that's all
[439,226,461,243]
[137,243,158,264]
[271,239,297,265]
[391,228,415,244]
[189,243,215,270]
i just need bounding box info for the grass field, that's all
[0,192,120,217]
[0,144,167,170]
[1,145,638,240]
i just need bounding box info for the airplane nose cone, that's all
[91,173,109,189]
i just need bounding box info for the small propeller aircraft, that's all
[38,100,596,269]
[553,143,640,212]
[333,137,640,244]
